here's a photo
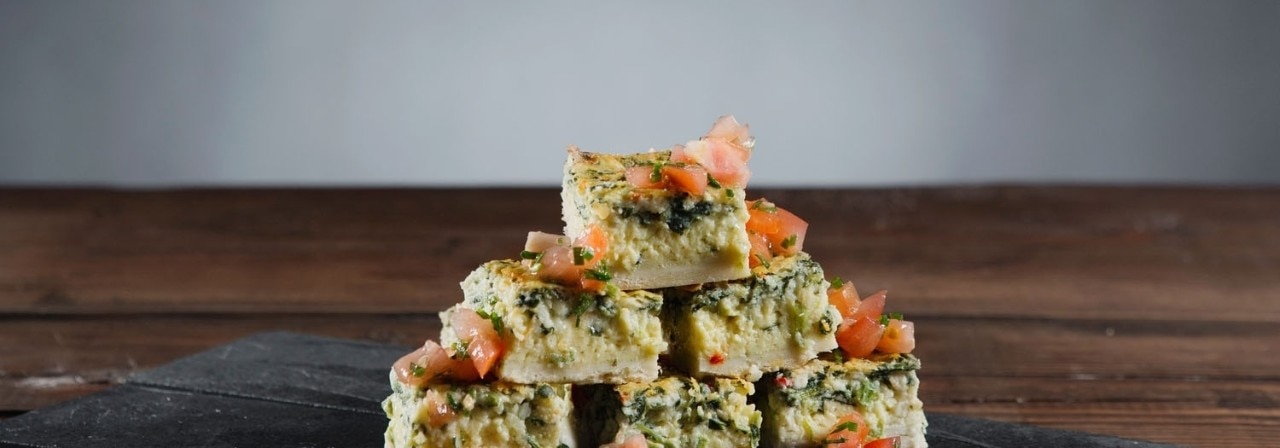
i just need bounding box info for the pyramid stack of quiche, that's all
[383,117,927,448]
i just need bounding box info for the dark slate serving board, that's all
[0,332,1179,448]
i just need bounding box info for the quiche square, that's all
[663,252,841,381]
[447,260,668,384]
[579,376,761,448]
[381,374,576,448]
[760,355,928,448]
[561,147,752,290]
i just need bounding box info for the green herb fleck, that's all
[751,199,777,213]
[650,162,665,183]
[546,351,576,368]
[446,392,463,412]
[519,250,540,260]
[781,234,797,249]
[409,362,426,377]
[755,254,771,268]
[584,266,612,281]
[726,189,735,198]
[572,246,594,266]
[706,174,722,189]
[536,384,555,398]
[476,308,503,332]
[570,295,596,326]
[830,276,845,289]
[450,340,471,359]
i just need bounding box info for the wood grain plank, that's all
[1,188,1277,321]
[0,314,440,411]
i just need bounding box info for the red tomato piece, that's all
[748,231,772,268]
[837,316,884,359]
[392,340,453,387]
[865,436,901,448]
[823,413,870,448]
[662,164,709,196]
[451,308,505,378]
[447,354,480,382]
[850,290,887,323]
[624,166,665,190]
[709,353,725,365]
[422,389,456,427]
[537,245,582,285]
[876,319,916,354]
[746,201,781,235]
[766,206,808,256]
[827,281,861,319]
[705,115,753,150]
[774,373,793,389]
[672,139,751,188]
[573,224,609,269]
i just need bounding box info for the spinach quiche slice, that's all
[382,372,576,448]
[561,147,752,291]
[449,260,668,384]
[579,376,761,448]
[759,354,927,448]
[663,252,841,381]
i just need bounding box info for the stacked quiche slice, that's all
[382,117,928,448]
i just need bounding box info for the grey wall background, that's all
[1,0,1278,186]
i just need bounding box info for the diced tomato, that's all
[672,139,751,188]
[709,353,725,365]
[451,308,505,378]
[827,281,861,319]
[876,319,916,354]
[837,316,884,359]
[766,206,808,256]
[747,231,772,268]
[865,436,900,448]
[774,373,793,389]
[746,202,781,235]
[574,225,609,268]
[537,245,582,285]
[524,231,565,253]
[705,115,753,149]
[662,164,709,196]
[447,354,480,382]
[625,166,665,190]
[392,340,453,387]
[823,413,870,448]
[850,290,887,323]
[422,389,457,427]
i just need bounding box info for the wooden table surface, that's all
[1,186,1277,447]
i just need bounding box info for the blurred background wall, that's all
[1,0,1277,187]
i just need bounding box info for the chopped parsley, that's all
[706,173,722,189]
[751,199,777,213]
[755,254,771,268]
[409,362,426,377]
[781,234,798,249]
[584,266,613,281]
[570,295,596,326]
[879,312,905,326]
[450,340,471,359]
[830,276,845,289]
[832,421,860,434]
[476,308,504,332]
[519,250,540,260]
[572,246,594,266]
[650,161,665,183]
